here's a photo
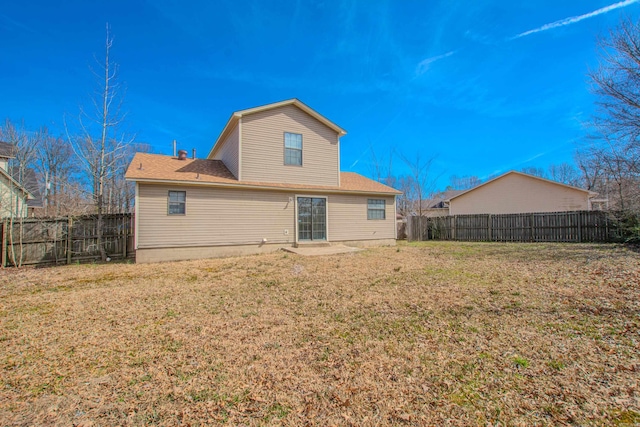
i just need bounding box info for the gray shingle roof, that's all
[0,141,15,158]
[10,167,43,208]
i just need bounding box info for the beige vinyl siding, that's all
[0,176,28,219]
[137,184,295,248]
[212,122,240,179]
[449,173,590,215]
[328,195,395,241]
[0,159,7,171]
[241,105,340,186]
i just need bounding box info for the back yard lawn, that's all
[0,242,639,426]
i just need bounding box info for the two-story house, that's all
[125,99,401,263]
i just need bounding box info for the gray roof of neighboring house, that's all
[0,141,15,159]
[426,190,466,208]
[10,167,43,208]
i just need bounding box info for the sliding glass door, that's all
[297,197,326,241]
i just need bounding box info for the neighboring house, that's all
[427,190,465,209]
[10,167,43,216]
[446,171,597,215]
[0,141,34,219]
[125,99,401,263]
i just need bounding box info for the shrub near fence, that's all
[0,213,134,267]
[407,211,616,243]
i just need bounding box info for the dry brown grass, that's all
[0,241,639,426]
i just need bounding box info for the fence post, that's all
[1,220,6,268]
[66,216,73,265]
[530,213,535,242]
[122,214,127,259]
[452,215,457,240]
[488,214,492,241]
[577,212,582,243]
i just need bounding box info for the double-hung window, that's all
[367,199,386,220]
[284,132,302,166]
[168,191,186,215]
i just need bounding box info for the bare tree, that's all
[67,24,134,260]
[36,127,82,216]
[395,175,416,217]
[584,18,640,213]
[575,149,604,192]
[590,19,640,151]
[547,162,580,186]
[448,175,482,190]
[368,146,397,189]
[399,152,438,217]
[2,119,40,188]
[520,166,547,179]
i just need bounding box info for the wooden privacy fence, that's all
[407,211,616,243]
[1,213,134,267]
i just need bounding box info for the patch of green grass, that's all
[513,356,529,369]
[129,373,152,385]
[611,409,640,426]
[163,338,183,353]
[15,303,54,315]
[260,279,279,288]
[188,388,220,402]
[265,402,290,420]
[547,360,566,371]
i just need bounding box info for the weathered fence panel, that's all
[1,213,134,267]
[407,211,616,243]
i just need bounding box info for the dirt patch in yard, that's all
[0,241,639,426]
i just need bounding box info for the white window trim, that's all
[284,132,303,166]
[294,194,329,244]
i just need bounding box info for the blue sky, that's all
[2,1,640,189]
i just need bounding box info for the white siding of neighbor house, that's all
[137,184,396,249]
[328,195,396,241]
[212,122,240,179]
[449,173,590,215]
[240,105,340,186]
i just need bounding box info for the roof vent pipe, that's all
[173,139,177,157]
[192,148,196,159]
[178,149,187,160]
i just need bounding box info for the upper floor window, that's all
[168,190,186,215]
[284,132,302,166]
[367,199,386,220]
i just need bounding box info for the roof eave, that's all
[0,168,34,199]
[126,177,399,195]
[208,113,241,159]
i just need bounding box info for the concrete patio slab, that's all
[282,244,363,256]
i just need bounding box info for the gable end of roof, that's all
[208,99,346,159]
[446,170,596,202]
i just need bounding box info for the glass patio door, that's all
[297,197,326,241]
